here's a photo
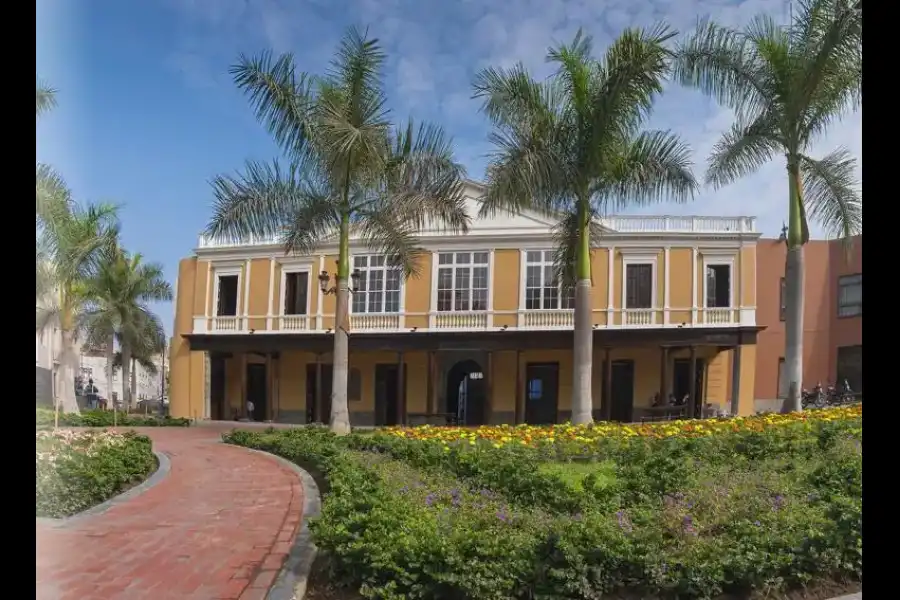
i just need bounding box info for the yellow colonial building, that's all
[170,182,761,425]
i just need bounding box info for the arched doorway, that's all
[446,360,487,425]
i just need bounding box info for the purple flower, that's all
[754,520,761,527]
[616,510,633,534]
[772,494,785,511]
[496,509,510,523]
[398,486,409,494]
[573,512,583,522]
[682,515,697,536]
[425,493,436,507]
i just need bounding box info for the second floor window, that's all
[705,263,732,308]
[437,251,489,311]
[625,263,653,309]
[283,271,309,315]
[352,255,401,314]
[216,275,239,316]
[525,251,574,310]
[837,273,862,317]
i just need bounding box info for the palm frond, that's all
[377,119,470,234]
[354,204,424,279]
[673,18,773,121]
[705,113,782,188]
[208,159,339,255]
[600,129,698,209]
[799,148,861,240]
[36,78,57,117]
[230,52,315,160]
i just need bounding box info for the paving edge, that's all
[36,450,171,528]
[827,594,861,600]
[238,447,322,600]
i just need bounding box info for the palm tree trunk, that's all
[57,329,81,414]
[121,344,133,410]
[330,210,352,435]
[131,357,137,406]
[781,160,805,413]
[571,199,594,425]
[105,334,115,410]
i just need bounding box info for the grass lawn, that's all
[225,405,862,600]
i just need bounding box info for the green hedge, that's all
[225,423,862,600]
[36,408,191,429]
[36,430,157,518]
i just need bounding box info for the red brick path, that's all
[36,426,304,600]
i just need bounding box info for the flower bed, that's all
[36,429,157,518]
[36,408,191,429]
[224,407,862,599]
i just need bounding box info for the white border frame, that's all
[621,252,658,310]
[701,252,737,309]
[432,250,492,313]
[211,262,243,318]
[347,253,406,316]
[520,248,575,311]
[279,264,313,318]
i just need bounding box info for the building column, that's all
[486,351,494,424]
[272,353,280,422]
[602,347,612,421]
[396,351,406,425]
[240,352,248,419]
[314,354,323,424]
[265,353,274,421]
[659,347,669,403]
[688,345,698,419]
[427,350,437,415]
[730,345,743,417]
[514,350,523,424]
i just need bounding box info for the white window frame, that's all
[435,251,491,312]
[349,254,404,315]
[621,253,658,310]
[279,265,312,316]
[211,263,243,317]
[521,249,575,310]
[702,253,736,309]
[837,273,862,318]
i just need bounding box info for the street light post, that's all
[318,269,362,296]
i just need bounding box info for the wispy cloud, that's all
[161,0,861,238]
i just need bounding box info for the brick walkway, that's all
[36,426,304,600]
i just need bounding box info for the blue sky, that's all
[36,0,862,335]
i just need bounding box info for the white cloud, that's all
[164,0,861,239]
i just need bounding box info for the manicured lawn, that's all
[225,405,862,600]
[36,408,191,429]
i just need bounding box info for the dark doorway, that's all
[246,362,267,421]
[603,360,635,423]
[673,357,706,413]
[216,275,239,316]
[524,363,559,425]
[306,363,333,424]
[210,353,227,420]
[375,364,407,426]
[446,360,487,425]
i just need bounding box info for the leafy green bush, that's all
[226,422,862,599]
[36,408,191,429]
[36,430,157,518]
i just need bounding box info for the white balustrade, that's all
[521,310,575,328]
[280,315,311,331]
[702,308,735,325]
[351,313,402,330]
[432,312,489,329]
[211,316,243,332]
[624,309,656,326]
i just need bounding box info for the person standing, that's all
[246,399,255,421]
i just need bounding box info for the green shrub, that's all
[226,421,862,600]
[36,430,157,518]
[36,408,191,429]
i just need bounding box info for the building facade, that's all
[170,183,762,425]
[754,235,862,412]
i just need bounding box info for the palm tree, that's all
[36,76,57,118]
[473,27,698,424]
[206,27,470,434]
[112,323,165,408]
[36,184,119,414]
[81,247,172,409]
[673,0,862,413]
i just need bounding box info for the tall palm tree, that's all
[81,248,172,409]
[36,185,119,413]
[473,27,698,424]
[206,27,470,434]
[112,320,165,407]
[673,0,862,412]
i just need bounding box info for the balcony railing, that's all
[196,215,757,249]
[192,307,753,335]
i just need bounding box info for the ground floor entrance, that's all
[176,328,760,425]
